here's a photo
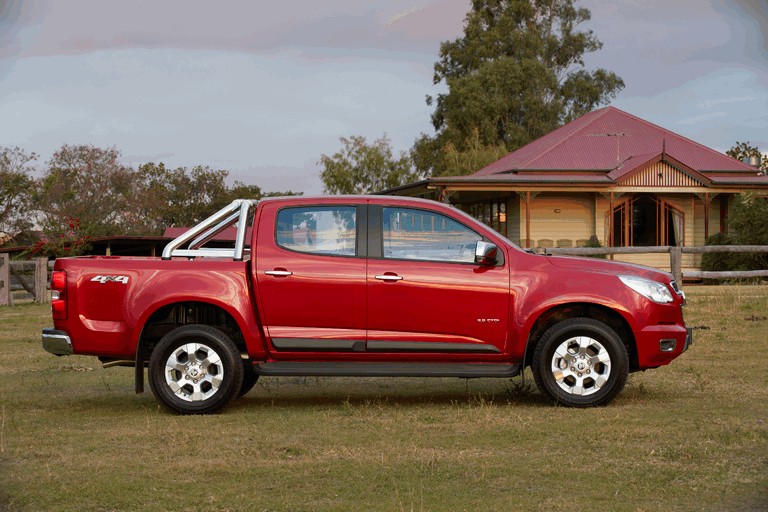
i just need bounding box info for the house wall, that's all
[520,193,595,248]
[506,194,521,243]
[692,195,723,246]
[459,189,718,272]
[596,193,698,271]
[692,194,725,268]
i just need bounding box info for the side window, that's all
[276,206,356,256]
[382,207,482,263]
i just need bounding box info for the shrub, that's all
[584,235,607,259]
[702,195,768,274]
[701,233,738,272]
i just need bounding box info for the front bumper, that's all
[42,328,73,356]
[684,327,693,352]
[636,324,691,368]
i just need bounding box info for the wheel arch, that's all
[522,302,638,372]
[133,299,253,393]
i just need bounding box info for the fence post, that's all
[0,253,9,306]
[34,257,49,303]
[670,247,682,285]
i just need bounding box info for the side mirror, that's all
[474,241,498,266]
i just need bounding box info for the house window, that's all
[609,195,684,247]
[462,199,507,235]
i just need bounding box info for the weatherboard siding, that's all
[622,162,705,188]
[523,193,594,247]
[692,194,724,268]
[490,190,719,271]
[506,195,521,243]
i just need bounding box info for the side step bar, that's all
[253,362,519,378]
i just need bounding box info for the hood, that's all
[545,254,672,283]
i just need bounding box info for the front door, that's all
[366,205,510,357]
[254,203,367,357]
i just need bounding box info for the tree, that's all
[35,145,135,241]
[415,0,624,176]
[726,141,767,173]
[222,182,302,203]
[133,163,303,234]
[431,127,509,177]
[702,193,768,273]
[24,142,305,254]
[0,147,37,244]
[320,135,424,194]
[132,162,234,234]
[702,142,768,273]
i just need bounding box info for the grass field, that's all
[2,286,767,511]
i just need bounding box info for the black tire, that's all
[238,364,259,398]
[148,325,243,414]
[531,318,628,407]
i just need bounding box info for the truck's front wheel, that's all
[148,325,243,414]
[532,318,628,407]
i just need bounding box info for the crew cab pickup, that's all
[42,196,691,413]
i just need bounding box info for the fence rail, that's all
[1,245,767,305]
[536,245,768,284]
[0,254,51,305]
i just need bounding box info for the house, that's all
[385,106,768,272]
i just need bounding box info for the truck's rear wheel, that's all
[148,325,243,414]
[532,318,628,407]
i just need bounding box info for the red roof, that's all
[475,106,758,175]
[434,174,612,184]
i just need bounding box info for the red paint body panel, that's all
[53,257,264,358]
[366,256,510,353]
[48,195,689,376]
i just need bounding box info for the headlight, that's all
[619,275,674,304]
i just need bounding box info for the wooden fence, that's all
[0,254,52,305]
[0,246,766,306]
[536,245,768,285]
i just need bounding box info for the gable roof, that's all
[475,106,757,176]
[608,152,712,185]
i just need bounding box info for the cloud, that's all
[0,47,438,194]
[676,111,727,125]
[697,96,757,110]
[231,162,324,195]
[2,0,467,61]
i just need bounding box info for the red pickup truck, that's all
[42,196,691,413]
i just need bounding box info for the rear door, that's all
[366,204,510,357]
[254,201,367,357]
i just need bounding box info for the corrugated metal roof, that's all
[475,106,758,176]
[606,152,660,181]
[434,174,612,184]
[709,175,768,185]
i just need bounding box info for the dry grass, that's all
[2,286,767,511]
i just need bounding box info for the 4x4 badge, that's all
[91,275,129,284]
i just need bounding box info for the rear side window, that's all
[276,206,357,256]
[382,207,481,263]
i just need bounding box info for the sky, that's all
[0,0,766,195]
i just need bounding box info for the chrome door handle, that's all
[375,274,403,282]
[265,270,293,276]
